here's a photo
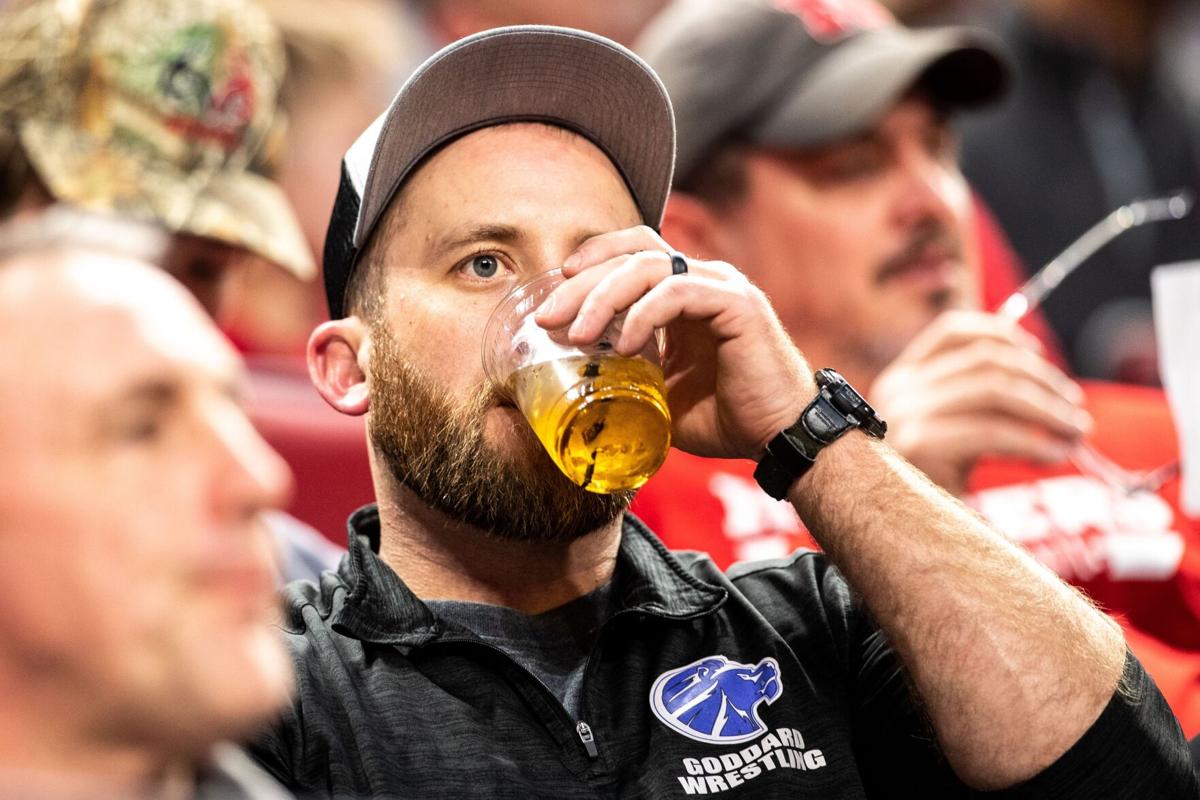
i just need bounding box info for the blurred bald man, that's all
[0,217,295,799]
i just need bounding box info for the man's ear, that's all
[308,317,370,416]
[660,191,732,262]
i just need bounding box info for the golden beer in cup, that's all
[483,270,671,493]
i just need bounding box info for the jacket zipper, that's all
[431,635,602,761]
[575,720,599,759]
[432,609,647,763]
[570,609,644,761]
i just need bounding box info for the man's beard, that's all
[368,322,632,543]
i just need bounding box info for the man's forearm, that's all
[789,431,1125,790]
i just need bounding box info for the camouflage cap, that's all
[0,0,314,279]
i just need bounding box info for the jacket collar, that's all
[329,504,727,647]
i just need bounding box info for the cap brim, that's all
[354,26,675,253]
[753,26,1007,149]
[185,172,316,280]
[19,121,314,280]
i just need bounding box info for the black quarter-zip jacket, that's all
[250,505,1196,799]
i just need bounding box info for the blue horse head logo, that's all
[650,655,783,744]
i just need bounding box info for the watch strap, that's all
[753,369,886,500]
[753,394,850,500]
[752,447,809,502]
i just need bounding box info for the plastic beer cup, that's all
[482,269,671,493]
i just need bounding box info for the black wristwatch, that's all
[753,368,887,500]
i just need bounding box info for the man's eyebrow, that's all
[90,378,180,433]
[430,224,524,258]
[108,370,246,409]
[833,130,879,150]
[116,379,180,407]
[788,130,877,163]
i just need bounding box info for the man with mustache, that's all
[632,0,1200,735]
[249,23,1192,797]
[633,0,1081,524]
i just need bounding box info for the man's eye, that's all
[469,254,500,278]
[122,418,163,443]
[827,153,882,180]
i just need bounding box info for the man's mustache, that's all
[875,222,963,284]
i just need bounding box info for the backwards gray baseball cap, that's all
[323,25,677,318]
[637,0,1008,188]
